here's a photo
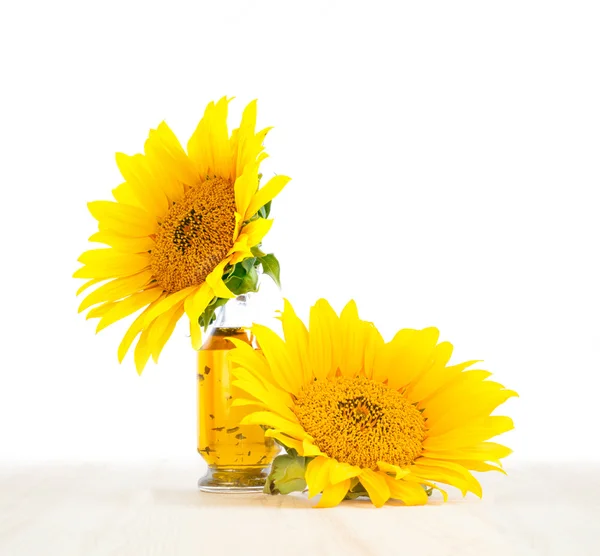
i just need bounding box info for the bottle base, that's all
[198,466,270,493]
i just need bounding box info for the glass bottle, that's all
[197,294,279,492]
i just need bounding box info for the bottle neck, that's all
[214,294,253,331]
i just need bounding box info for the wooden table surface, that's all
[0,461,597,556]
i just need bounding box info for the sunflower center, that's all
[150,177,236,293]
[294,376,426,469]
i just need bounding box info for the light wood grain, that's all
[0,462,597,556]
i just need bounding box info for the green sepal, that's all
[264,452,308,496]
[241,257,257,273]
[344,477,369,500]
[251,245,267,258]
[258,200,272,219]
[196,247,281,330]
[198,297,228,330]
[224,261,260,295]
[257,253,281,289]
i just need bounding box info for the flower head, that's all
[230,299,517,507]
[75,98,289,373]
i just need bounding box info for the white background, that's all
[0,0,598,466]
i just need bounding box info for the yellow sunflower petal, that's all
[76,278,103,296]
[228,234,252,262]
[279,299,311,385]
[424,384,518,436]
[112,182,143,208]
[316,479,351,508]
[411,458,482,497]
[209,96,232,178]
[184,282,213,350]
[204,259,235,299]
[228,338,274,387]
[401,474,449,501]
[187,97,232,179]
[453,460,507,475]
[96,287,163,332]
[73,253,149,281]
[252,324,303,394]
[88,231,154,254]
[383,476,429,505]
[263,429,304,454]
[235,218,273,250]
[233,161,259,219]
[424,416,514,451]
[74,251,150,280]
[329,461,362,484]
[373,329,413,383]
[423,442,513,462]
[232,99,257,178]
[86,301,116,319]
[189,318,202,352]
[77,248,140,266]
[411,358,479,404]
[229,127,240,177]
[115,153,169,217]
[359,469,391,508]
[388,327,440,390]
[421,369,494,408]
[237,389,298,423]
[118,294,166,363]
[363,324,384,378]
[232,103,273,179]
[134,321,154,375]
[232,369,293,414]
[144,121,195,198]
[240,411,306,440]
[377,461,410,480]
[374,327,440,390]
[244,175,291,220]
[231,379,296,419]
[87,201,157,238]
[144,285,198,326]
[232,211,244,242]
[338,300,375,378]
[187,103,212,178]
[302,439,326,457]
[78,271,154,313]
[305,456,334,499]
[230,397,266,410]
[403,341,454,401]
[308,299,340,381]
[149,301,184,363]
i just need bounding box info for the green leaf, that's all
[264,453,308,495]
[224,261,260,295]
[284,446,299,458]
[258,253,281,289]
[241,257,257,273]
[344,477,369,500]
[238,265,260,294]
[198,297,228,329]
[258,200,272,219]
[251,245,267,258]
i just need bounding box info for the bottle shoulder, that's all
[200,327,254,350]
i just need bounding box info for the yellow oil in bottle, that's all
[197,326,279,491]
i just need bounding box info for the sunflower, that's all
[229,299,517,508]
[74,97,289,373]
